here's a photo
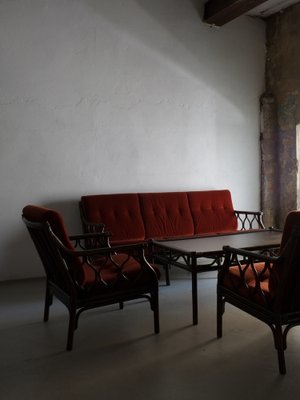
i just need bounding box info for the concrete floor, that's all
[1,270,300,400]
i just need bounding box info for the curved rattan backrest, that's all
[22,205,80,292]
[270,211,300,312]
[23,205,74,249]
[279,211,300,253]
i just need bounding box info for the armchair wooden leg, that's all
[43,283,53,322]
[151,289,160,334]
[67,308,77,351]
[217,291,224,338]
[277,350,286,375]
[119,302,124,309]
[273,324,286,375]
[164,263,170,286]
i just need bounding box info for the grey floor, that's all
[1,270,300,400]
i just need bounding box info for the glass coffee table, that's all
[152,229,282,325]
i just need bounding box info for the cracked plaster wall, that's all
[262,3,300,228]
[0,0,265,280]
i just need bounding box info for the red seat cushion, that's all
[187,190,237,235]
[80,253,160,289]
[138,192,194,239]
[223,262,273,306]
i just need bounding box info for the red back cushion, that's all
[187,190,237,234]
[269,211,300,311]
[81,194,145,244]
[22,205,75,250]
[22,205,83,276]
[138,192,194,239]
[279,211,300,254]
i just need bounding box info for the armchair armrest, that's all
[234,210,265,230]
[51,234,158,286]
[222,245,279,264]
[69,231,112,250]
[54,233,150,264]
[69,232,111,240]
[68,242,149,257]
[218,246,280,288]
[219,245,280,298]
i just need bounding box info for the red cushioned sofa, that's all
[80,190,264,285]
[80,189,264,247]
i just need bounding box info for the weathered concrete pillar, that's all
[264,3,300,228]
[260,94,278,228]
[277,93,298,227]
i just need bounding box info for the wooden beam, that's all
[203,0,269,26]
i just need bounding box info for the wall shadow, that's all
[83,0,265,110]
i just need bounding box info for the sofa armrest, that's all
[234,210,265,230]
[79,201,106,233]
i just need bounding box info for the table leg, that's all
[164,262,170,286]
[191,261,198,325]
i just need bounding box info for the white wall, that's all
[0,0,265,281]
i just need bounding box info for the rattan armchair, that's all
[22,205,159,351]
[217,211,300,374]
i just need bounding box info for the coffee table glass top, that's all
[152,230,282,256]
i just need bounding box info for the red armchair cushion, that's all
[22,205,83,274]
[138,192,194,239]
[279,211,300,254]
[223,262,272,306]
[268,211,300,311]
[269,211,300,294]
[187,190,237,235]
[223,211,300,312]
[22,205,75,251]
[23,205,160,287]
[81,253,159,289]
[81,194,146,244]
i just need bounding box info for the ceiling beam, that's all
[203,0,269,26]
